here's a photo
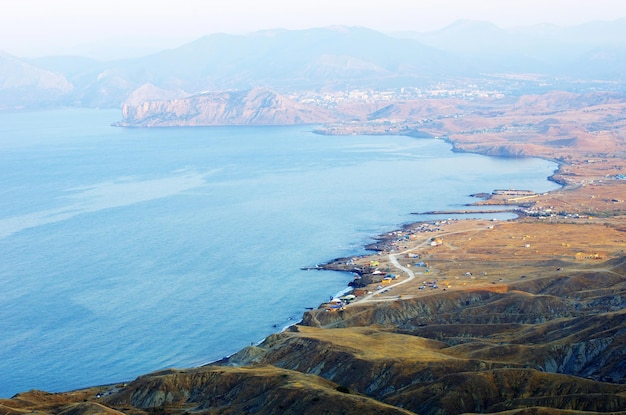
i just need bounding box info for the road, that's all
[353,224,487,304]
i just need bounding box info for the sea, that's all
[0,108,560,397]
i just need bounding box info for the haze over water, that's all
[0,109,560,397]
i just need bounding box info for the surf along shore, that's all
[3,92,626,414]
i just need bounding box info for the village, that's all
[319,204,624,313]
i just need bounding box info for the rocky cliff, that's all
[117,88,337,127]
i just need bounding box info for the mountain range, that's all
[2,20,626,110]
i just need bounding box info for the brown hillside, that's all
[387,369,626,415]
[101,366,415,415]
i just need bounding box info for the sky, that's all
[2,0,626,59]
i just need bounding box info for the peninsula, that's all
[3,91,626,414]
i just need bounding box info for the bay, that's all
[0,108,559,397]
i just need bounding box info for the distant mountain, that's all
[2,23,626,111]
[118,87,338,127]
[572,46,626,80]
[65,26,465,109]
[0,52,135,109]
[112,26,459,92]
[28,55,104,78]
[0,52,73,109]
[397,18,626,78]
[0,27,461,109]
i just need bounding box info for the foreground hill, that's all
[5,227,625,414]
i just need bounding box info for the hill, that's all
[117,87,338,127]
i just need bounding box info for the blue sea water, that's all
[0,109,560,397]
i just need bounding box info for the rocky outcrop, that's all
[117,88,338,127]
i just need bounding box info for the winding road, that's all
[353,224,487,304]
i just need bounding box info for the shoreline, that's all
[7,124,570,397]
[4,91,626,413]
[141,131,561,382]
[144,134,573,378]
[302,127,567,307]
[0,121,543,400]
[80,126,625,394]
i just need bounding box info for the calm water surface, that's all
[0,109,560,397]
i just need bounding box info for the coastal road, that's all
[353,224,489,304]
[356,243,424,303]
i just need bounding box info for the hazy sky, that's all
[2,0,626,58]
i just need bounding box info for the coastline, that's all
[0,113,560,399]
[237,128,567,360]
[3,91,626,413]
[49,131,561,390]
[274,113,626,332]
[303,128,565,309]
[122,122,581,378]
